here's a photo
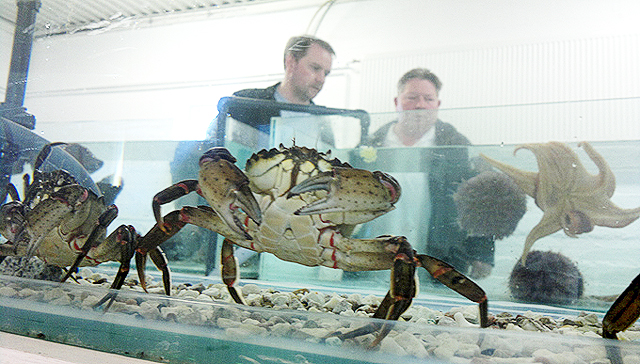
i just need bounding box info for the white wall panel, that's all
[360,34,640,144]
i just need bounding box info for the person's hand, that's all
[469,261,492,279]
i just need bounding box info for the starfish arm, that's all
[577,199,640,229]
[479,153,538,198]
[518,143,586,191]
[520,209,563,264]
[578,141,616,198]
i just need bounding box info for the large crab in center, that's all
[150,145,488,344]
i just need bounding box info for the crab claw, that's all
[288,168,401,223]
[0,201,26,242]
[198,148,262,239]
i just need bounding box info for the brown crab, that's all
[149,145,488,345]
[0,143,171,306]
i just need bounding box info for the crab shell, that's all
[200,145,401,269]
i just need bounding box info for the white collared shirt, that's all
[384,123,436,147]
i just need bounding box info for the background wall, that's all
[2,0,640,299]
[1,0,639,144]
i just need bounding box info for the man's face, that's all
[286,43,333,103]
[394,78,441,130]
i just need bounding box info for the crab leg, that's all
[106,226,137,290]
[93,224,138,309]
[140,205,246,296]
[61,204,119,283]
[417,254,489,328]
[152,179,200,228]
[221,239,246,305]
[601,273,640,364]
[328,236,416,347]
[603,273,640,339]
[135,246,171,295]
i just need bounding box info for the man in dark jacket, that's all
[206,35,335,142]
[364,68,494,280]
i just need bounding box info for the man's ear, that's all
[284,54,296,70]
[394,97,399,110]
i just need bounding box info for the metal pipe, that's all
[0,0,41,129]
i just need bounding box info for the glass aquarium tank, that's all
[2,0,640,363]
[3,104,640,363]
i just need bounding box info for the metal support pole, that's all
[0,0,41,129]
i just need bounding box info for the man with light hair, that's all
[364,68,495,280]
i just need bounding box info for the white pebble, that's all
[242,318,261,326]
[437,316,457,326]
[521,320,541,332]
[158,306,176,319]
[453,312,478,328]
[449,305,479,322]
[235,323,268,336]
[270,322,292,336]
[201,287,221,298]
[271,292,291,306]
[78,267,93,278]
[81,294,101,308]
[345,293,362,305]
[217,317,241,329]
[331,300,352,314]
[325,336,342,346]
[299,327,330,339]
[433,342,456,360]
[196,294,213,302]
[176,289,200,299]
[322,294,342,310]
[532,348,586,364]
[241,284,260,295]
[455,343,480,359]
[394,332,428,358]
[317,318,342,331]
[245,293,263,306]
[224,326,267,337]
[361,294,381,306]
[147,287,166,295]
[136,302,160,319]
[0,286,17,297]
[304,292,326,307]
[379,336,408,356]
[506,323,524,331]
[89,272,108,281]
[17,288,38,298]
[624,355,640,363]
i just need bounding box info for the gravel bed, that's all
[1,259,640,363]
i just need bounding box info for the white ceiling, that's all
[0,0,286,37]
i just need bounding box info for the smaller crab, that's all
[0,143,171,306]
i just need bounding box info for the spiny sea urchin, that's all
[509,250,584,305]
[454,171,527,240]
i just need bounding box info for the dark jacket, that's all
[364,120,494,273]
[208,83,334,146]
[227,83,282,129]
